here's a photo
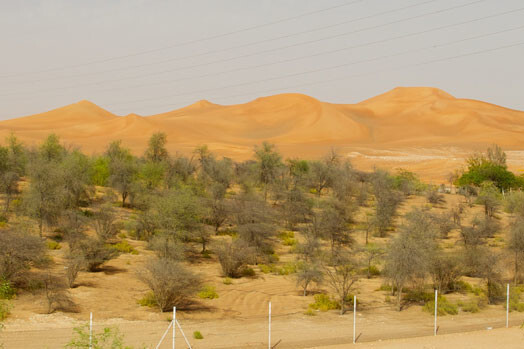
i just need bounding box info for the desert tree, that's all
[106,141,137,207]
[319,199,354,254]
[23,157,67,237]
[215,239,255,278]
[428,250,462,294]
[165,153,196,188]
[144,132,169,163]
[205,184,230,233]
[323,251,360,315]
[232,192,276,260]
[148,233,185,260]
[476,181,501,218]
[308,150,339,197]
[371,170,402,237]
[59,209,88,251]
[0,227,45,284]
[91,203,120,242]
[425,186,445,206]
[361,243,384,279]
[384,208,438,311]
[280,187,313,230]
[509,216,524,284]
[39,133,65,162]
[77,238,118,272]
[296,262,323,296]
[139,258,201,312]
[0,135,25,215]
[253,142,283,201]
[61,150,94,208]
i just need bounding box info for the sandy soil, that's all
[2,87,524,182]
[1,193,523,348]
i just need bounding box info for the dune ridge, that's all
[1,87,523,181]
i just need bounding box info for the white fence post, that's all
[89,312,93,349]
[268,301,272,349]
[434,290,437,336]
[506,284,510,328]
[353,295,356,344]
[173,307,176,349]
[155,321,173,349]
[175,320,192,349]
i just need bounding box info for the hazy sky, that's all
[0,0,523,120]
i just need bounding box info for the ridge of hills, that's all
[1,87,523,181]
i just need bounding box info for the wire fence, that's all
[2,300,524,349]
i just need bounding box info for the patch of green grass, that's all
[377,284,393,292]
[304,308,316,316]
[112,240,138,255]
[308,294,339,312]
[279,231,297,246]
[46,240,62,250]
[423,296,458,316]
[198,286,219,299]
[193,331,204,339]
[137,292,156,308]
[222,277,233,285]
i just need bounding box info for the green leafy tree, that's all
[254,142,283,201]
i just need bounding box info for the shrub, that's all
[308,294,339,312]
[423,296,458,315]
[47,240,62,250]
[78,238,118,272]
[0,300,10,321]
[0,228,45,284]
[198,286,219,299]
[304,308,316,316]
[222,277,232,285]
[403,290,433,304]
[0,280,15,300]
[138,258,201,312]
[215,240,254,278]
[507,287,524,312]
[259,264,273,274]
[65,324,133,349]
[279,231,297,246]
[112,240,138,255]
[137,292,157,308]
[241,267,256,277]
[457,298,486,313]
[193,331,204,339]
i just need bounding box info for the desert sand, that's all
[2,87,524,181]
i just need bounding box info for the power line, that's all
[1,0,487,98]
[106,20,523,109]
[0,0,363,79]
[7,0,439,84]
[112,38,524,114]
[97,11,524,98]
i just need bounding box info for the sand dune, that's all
[1,87,523,180]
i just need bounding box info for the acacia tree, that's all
[254,142,283,201]
[385,209,437,311]
[371,170,402,237]
[323,252,359,315]
[509,217,524,284]
[106,141,137,207]
[145,132,169,163]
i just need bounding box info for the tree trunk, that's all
[515,251,519,285]
[340,298,345,315]
[122,192,128,207]
[397,286,403,312]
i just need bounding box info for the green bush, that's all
[403,290,433,304]
[222,277,233,285]
[241,267,256,277]
[0,300,10,321]
[308,294,339,312]
[0,280,15,300]
[377,284,393,292]
[137,292,157,308]
[259,264,273,274]
[111,240,138,255]
[65,324,134,349]
[304,308,316,316]
[423,296,458,316]
[507,287,524,312]
[457,298,486,313]
[193,331,204,339]
[47,240,62,250]
[198,286,219,299]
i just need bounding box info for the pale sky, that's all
[0,0,523,120]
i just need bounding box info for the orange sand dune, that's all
[1,87,523,181]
